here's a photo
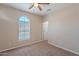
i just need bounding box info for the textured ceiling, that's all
[0,3,71,16]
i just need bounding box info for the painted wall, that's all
[0,5,43,51]
[44,4,79,54]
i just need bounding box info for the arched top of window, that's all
[19,16,30,22]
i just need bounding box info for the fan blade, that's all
[29,4,34,9]
[38,5,42,11]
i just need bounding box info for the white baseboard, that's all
[48,41,79,55]
[0,40,44,53]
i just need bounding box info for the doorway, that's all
[42,21,48,40]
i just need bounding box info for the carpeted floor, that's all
[0,41,78,56]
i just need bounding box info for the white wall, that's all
[0,5,43,51]
[44,4,79,54]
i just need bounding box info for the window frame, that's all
[18,16,30,41]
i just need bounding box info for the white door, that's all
[42,21,48,40]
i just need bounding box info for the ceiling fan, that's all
[29,3,50,11]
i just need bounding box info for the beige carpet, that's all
[0,41,78,56]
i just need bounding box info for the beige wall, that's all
[44,4,79,54]
[0,5,43,51]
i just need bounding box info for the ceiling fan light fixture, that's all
[34,3,38,7]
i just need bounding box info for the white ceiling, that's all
[1,3,71,16]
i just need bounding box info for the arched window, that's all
[19,16,30,41]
